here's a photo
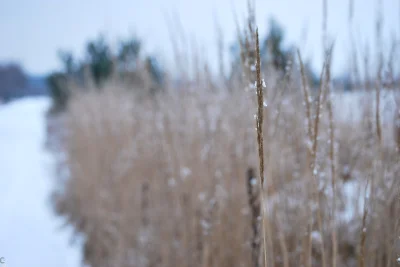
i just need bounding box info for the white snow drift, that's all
[0,97,81,267]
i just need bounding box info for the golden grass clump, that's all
[49,2,400,267]
[50,68,400,267]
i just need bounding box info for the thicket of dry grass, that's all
[51,76,400,267]
[50,2,400,267]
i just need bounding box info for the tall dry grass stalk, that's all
[396,104,400,152]
[246,168,261,267]
[358,183,368,267]
[254,28,268,267]
[325,49,338,267]
[297,50,313,140]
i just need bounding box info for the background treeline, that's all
[46,18,321,112]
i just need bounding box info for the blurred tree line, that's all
[0,64,27,102]
[229,18,319,87]
[47,35,164,112]
[0,63,49,102]
[48,18,320,112]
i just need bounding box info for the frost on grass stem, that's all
[250,177,257,186]
[261,79,266,88]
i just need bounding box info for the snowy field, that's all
[0,97,81,267]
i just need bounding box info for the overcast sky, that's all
[0,0,398,76]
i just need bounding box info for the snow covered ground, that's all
[0,97,81,267]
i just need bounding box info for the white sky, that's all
[0,0,398,76]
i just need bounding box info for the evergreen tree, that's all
[261,18,291,72]
[86,35,114,86]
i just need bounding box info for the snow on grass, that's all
[0,97,81,267]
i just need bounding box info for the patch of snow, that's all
[0,97,81,267]
[311,231,322,245]
[168,178,176,187]
[198,192,207,202]
[200,219,211,231]
[180,167,192,179]
[340,179,367,222]
[250,177,257,186]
